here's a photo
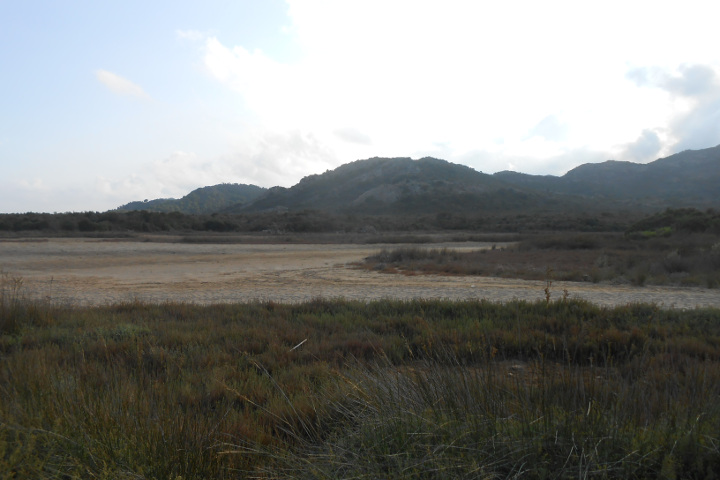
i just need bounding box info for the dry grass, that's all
[2,273,720,477]
[364,232,720,287]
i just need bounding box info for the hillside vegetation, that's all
[233,157,541,215]
[495,144,720,207]
[116,183,266,214]
[0,208,638,237]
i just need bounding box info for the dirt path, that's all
[2,238,718,309]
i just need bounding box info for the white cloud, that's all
[199,2,715,178]
[1,127,340,212]
[528,115,569,143]
[94,129,338,209]
[217,129,338,187]
[18,177,46,190]
[334,127,372,146]
[3,177,104,213]
[626,64,720,152]
[457,146,611,177]
[95,69,151,99]
[84,4,720,213]
[94,152,224,204]
[627,64,718,97]
[619,129,664,163]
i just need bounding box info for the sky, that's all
[1,1,720,213]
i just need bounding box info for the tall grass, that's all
[1,270,26,335]
[2,285,720,477]
[267,339,720,478]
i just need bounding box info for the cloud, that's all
[522,148,613,176]
[333,127,372,145]
[196,8,663,180]
[226,129,337,187]
[619,129,663,163]
[96,129,338,209]
[528,115,568,142]
[187,6,720,192]
[627,64,720,152]
[458,146,611,177]
[203,38,290,104]
[2,177,111,213]
[627,64,717,98]
[95,70,151,99]
[664,65,717,97]
[670,96,720,151]
[95,152,231,204]
[1,126,351,213]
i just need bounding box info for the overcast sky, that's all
[2,0,719,213]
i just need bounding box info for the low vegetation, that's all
[364,208,720,288]
[2,274,720,478]
[0,208,637,237]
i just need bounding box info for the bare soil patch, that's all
[2,237,718,308]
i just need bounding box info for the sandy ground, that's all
[1,237,718,309]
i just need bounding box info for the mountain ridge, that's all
[116,145,720,215]
[225,156,569,215]
[116,183,266,214]
[495,144,720,206]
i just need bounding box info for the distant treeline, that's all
[625,207,720,237]
[0,208,699,235]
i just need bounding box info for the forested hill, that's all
[226,156,574,215]
[116,183,266,214]
[115,145,720,216]
[494,144,720,206]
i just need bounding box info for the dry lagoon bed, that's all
[2,237,719,309]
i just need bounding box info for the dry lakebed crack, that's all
[2,237,719,309]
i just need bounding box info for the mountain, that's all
[116,183,266,214]
[226,157,572,215]
[115,146,720,216]
[495,145,720,206]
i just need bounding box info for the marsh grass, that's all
[1,270,57,336]
[269,350,720,479]
[364,232,720,287]
[0,270,25,335]
[1,287,720,478]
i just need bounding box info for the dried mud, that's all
[2,238,718,309]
